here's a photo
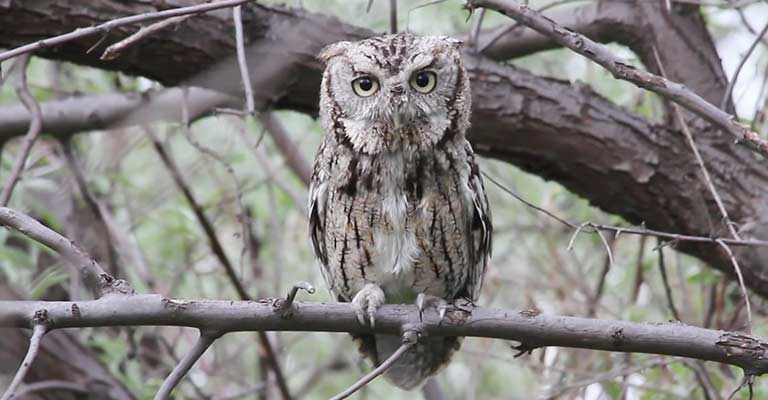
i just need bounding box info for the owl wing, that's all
[463,144,492,300]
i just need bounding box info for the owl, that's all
[309,33,492,390]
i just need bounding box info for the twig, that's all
[0,0,253,62]
[465,0,768,158]
[257,112,312,186]
[653,46,741,242]
[154,330,223,400]
[389,0,398,34]
[469,8,486,50]
[716,239,752,330]
[101,15,193,60]
[273,282,315,317]
[330,328,420,400]
[61,139,121,277]
[0,207,128,297]
[657,239,682,321]
[1,323,48,400]
[485,173,768,248]
[1,54,42,206]
[727,374,754,400]
[721,21,768,111]
[232,6,255,114]
[145,126,292,400]
[13,380,88,397]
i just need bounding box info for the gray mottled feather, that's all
[309,33,492,390]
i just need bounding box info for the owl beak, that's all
[392,96,409,129]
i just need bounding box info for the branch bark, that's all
[1,296,768,375]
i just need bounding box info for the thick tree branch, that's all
[465,0,768,157]
[1,296,768,375]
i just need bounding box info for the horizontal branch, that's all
[2,295,768,375]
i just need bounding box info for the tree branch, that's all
[154,330,223,400]
[1,296,768,375]
[465,0,768,157]
[0,207,130,297]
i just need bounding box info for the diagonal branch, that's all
[1,323,48,400]
[154,330,223,400]
[465,0,768,158]
[0,207,130,297]
[0,54,42,206]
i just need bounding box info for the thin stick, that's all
[465,0,768,157]
[1,54,42,206]
[330,330,419,400]
[154,331,222,400]
[0,0,252,62]
[233,6,255,114]
[469,8,486,50]
[101,15,193,60]
[717,239,752,330]
[657,239,682,321]
[1,324,47,400]
[145,126,292,400]
[61,140,121,277]
[389,0,398,34]
[486,172,768,248]
[721,21,768,110]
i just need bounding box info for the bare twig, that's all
[721,21,768,111]
[0,0,253,62]
[257,112,312,186]
[101,15,193,60]
[716,240,752,330]
[485,173,768,248]
[145,126,292,400]
[61,140,121,277]
[389,0,398,34]
[1,323,48,400]
[469,8,486,50]
[0,207,128,297]
[652,46,741,242]
[1,54,42,206]
[13,380,88,397]
[330,328,420,400]
[232,6,255,114]
[273,282,316,317]
[657,239,682,321]
[727,374,754,400]
[465,0,768,158]
[154,330,223,400]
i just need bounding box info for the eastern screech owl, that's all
[309,33,492,390]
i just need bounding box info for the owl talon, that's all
[351,283,385,327]
[416,293,449,322]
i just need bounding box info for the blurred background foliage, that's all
[1,0,768,399]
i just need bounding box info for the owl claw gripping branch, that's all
[309,33,492,390]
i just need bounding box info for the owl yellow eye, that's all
[352,76,379,97]
[410,70,437,94]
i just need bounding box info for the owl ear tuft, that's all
[318,41,351,64]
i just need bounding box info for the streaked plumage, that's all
[309,33,492,390]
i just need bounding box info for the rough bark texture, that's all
[0,1,767,298]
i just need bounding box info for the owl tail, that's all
[353,333,462,390]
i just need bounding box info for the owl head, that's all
[318,33,471,154]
